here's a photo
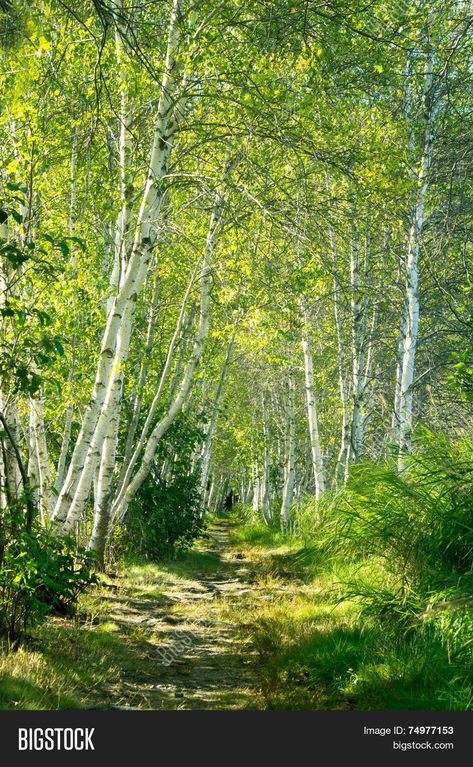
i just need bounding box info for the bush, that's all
[335,432,473,589]
[123,413,206,560]
[0,500,96,645]
[124,468,204,560]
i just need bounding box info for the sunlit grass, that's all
[224,518,473,710]
[0,539,245,711]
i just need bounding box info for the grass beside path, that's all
[0,515,471,710]
[226,518,472,710]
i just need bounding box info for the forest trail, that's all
[90,518,289,710]
[2,512,468,712]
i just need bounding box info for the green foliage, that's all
[256,615,473,710]
[124,468,205,560]
[288,432,473,666]
[0,501,96,645]
[332,432,472,587]
[0,200,65,396]
[449,312,473,401]
[123,415,205,560]
[231,507,473,710]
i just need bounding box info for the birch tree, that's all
[52,0,187,529]
[300,301,325,501]
[397,46,438,469]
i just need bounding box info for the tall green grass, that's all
[233,431,473,709]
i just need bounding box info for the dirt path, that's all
[91,518,277,709]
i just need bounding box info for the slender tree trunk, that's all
[0,399,22,502]
[252,463,261,515]
[300,301,325,503]
[61,300,134,534]
[398,51,436,469]
[52,0,186,527]
[199,338,234,501]
[119,268,160,478]
[114,266,200,508]
[326,181,350,487]
[31,398,53,520]
[110,164,230,526]
[55,405,73,494]
[87,413,120,561]
[280,369,295,531]
[348,226,365,467]
[261,392,272,525]
[28,408,39,507]
[345,217,377,473]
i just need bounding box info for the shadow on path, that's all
[86,518,269,710]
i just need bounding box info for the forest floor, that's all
[1,516,297,709]
[1,514,468,710]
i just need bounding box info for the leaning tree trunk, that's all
[109,161,231,528]
[52,0,186,529]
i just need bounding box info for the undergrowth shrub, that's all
[339,434,472,584]
[123,414,205,560]
[124,467,204,560]
[0,500,95,645]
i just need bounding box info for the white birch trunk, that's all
[325,180,350,487]
[27,408,39,508]
[252,465,261,515]
[111,257,202,512]
[111,254,210,525]
[61,301,134,534]
[54,405,73,494]
[52,0,185,526]
[119,269,160,480]
[110,166,229,525]
[346,219,377,472]
[334,287,351,485]
[87,408,120,559]
[31,398,53,520]
[280,370,295,530]
[261,393,272,525]
[300,301,325,502]
[398,52,436,468]
[348,228,365,467]
[199,338,233,500]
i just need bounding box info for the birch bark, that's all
[31,398,53,520]
[300,301,325,502]
[199,338,233,500]
[52,0,185,526]
[397,51,436,469]
[280,370,295,530]
[261,392,272,525]
[110,165,229,525]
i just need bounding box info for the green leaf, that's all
[58,241,70,257]
[10,209,23,224]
